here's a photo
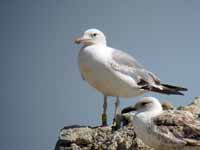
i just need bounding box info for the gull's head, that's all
[122,97,163,116]
[75,29,107,46]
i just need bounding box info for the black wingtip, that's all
[161,84,188,91]
[176,91,184,96]
[164,90,185,96]
[141,85,186,96]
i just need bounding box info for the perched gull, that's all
[122,97,200,150]
[75,28,187,127]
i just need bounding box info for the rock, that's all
[59,126,93,145]
[55,125,152,150]
[178,96,200,118]
[55,97,200,150]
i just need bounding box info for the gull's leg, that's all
[112,96,121,130]
[102,95,107,126]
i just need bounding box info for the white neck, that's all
[83,42,107,49]
[136,106,163,123]
[93,41,107,46]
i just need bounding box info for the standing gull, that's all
[122,97,200,150]
[75,28,187,127]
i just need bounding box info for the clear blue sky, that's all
[0,0,200,149]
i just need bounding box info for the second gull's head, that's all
[122,97,163,117]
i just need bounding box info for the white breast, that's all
[133,115,154,145]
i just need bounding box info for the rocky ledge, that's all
[55,97,200,150]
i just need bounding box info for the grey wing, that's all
[111,49,160,85]
[153,111,200,146]
[112,48,143,68]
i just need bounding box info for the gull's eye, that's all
[141,102,147,106]
[92,33,97,37]
[141,102,148,106]
[141,101,151,107]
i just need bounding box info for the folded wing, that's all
[111,48,187,95]
[153,111,200,146]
